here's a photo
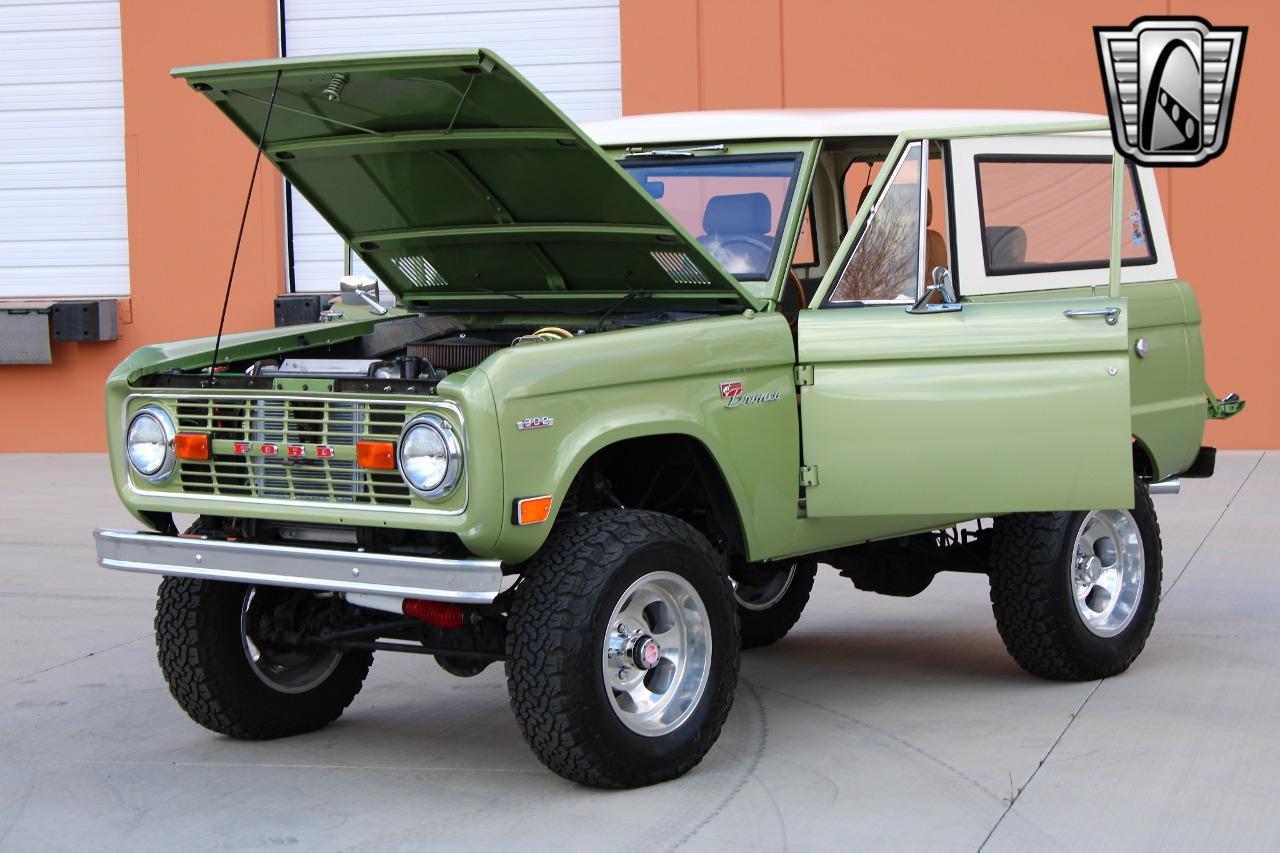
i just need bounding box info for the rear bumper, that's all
[93,529,504,603]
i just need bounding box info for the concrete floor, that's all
[0,452,1276,852]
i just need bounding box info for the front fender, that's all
[480,314,799,564]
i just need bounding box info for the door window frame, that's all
[817,138,936,308]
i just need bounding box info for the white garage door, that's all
[0,0,128,299]
[282,0,623,293]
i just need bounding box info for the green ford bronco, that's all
[95,50,1243,788]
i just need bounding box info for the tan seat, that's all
[924,191,947,276]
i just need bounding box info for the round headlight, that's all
[126,404,176,481]
[398,414,462,498]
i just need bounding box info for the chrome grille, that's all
[172,397,412,505]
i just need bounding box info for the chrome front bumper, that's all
[94,529,504,603]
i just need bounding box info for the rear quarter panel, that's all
[971,280,1207,479]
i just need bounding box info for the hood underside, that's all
[173,50,760,311]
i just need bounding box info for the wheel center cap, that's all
[1084,555,1103,582]
[631,636,662,670]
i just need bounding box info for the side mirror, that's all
[907,266,961,315]
[931,266,957,303]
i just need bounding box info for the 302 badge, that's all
[516,416,555,431]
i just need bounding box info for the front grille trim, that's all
[121,391,467,517]
[174,397,411,505]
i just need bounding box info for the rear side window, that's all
[975,157,1155,275]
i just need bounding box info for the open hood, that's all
[173,50,761,311]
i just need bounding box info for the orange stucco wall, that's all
[0,1,1270,452]
[622,0,1276,449]
[0,0,283,451]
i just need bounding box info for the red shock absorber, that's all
[402,599,464,629]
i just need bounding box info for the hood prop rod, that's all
[444,73,476,135]
[208,70,283,380]
[228,90,379,136]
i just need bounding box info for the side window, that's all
[829,142,923,303]
[975,157,1155,275]
[843,160,886,226]
[923,145,950,278]
[792,203,817,267]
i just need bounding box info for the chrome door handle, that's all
[1063,307,1121,325]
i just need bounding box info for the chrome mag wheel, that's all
[240,588,343,694]
[1071,510,1145,638]
[602,570,712,737]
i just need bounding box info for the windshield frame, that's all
[619,153,803,284]
[608,140,820,307]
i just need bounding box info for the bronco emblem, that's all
[720,380,781,409]
[726,390,782,409]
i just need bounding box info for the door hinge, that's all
[794,364,813,386]
[799,465,819,487]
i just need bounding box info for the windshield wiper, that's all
[623,144,727,158]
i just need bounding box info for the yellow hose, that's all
[531,326,574,339]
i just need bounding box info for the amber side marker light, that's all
[174,433,209,461]
[514,495,554,526]
[356,440,397,470]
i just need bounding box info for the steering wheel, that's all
[701,234,773,274]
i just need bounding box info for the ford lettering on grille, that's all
[168,396,413,505]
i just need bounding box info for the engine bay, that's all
[139,310,714,393]
[250,325,580,382]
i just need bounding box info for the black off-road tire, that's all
[505,509,739,788]
[155,577,372,739]
[988,480,1162,681]
[736,560,818,649]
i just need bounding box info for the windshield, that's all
[620,156,801,280]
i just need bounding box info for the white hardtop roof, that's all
[582,109,1105,147]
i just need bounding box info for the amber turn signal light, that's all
[356,439,396,469]
[514,495,553,526]
[174,433,209,461]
